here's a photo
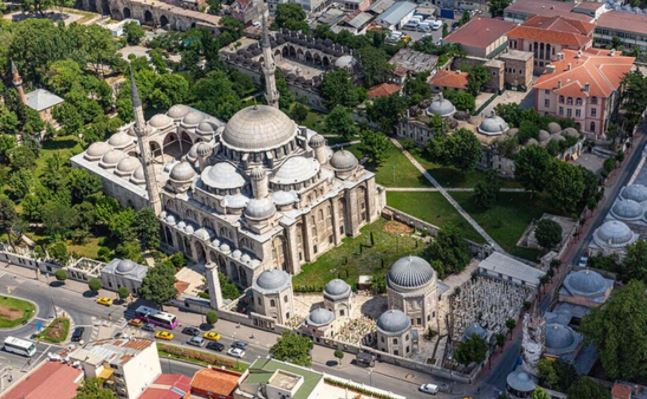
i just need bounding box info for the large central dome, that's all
[223,105,297,151]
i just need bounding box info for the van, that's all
[419,383,440,395]
[418,22,431,32]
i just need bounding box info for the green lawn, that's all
[450,192,562,261]
[37,317,70,343]
[302,109,326,132]
[386,192,484,243]
[293,219,426,291]
[0,296,36,329]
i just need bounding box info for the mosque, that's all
[71,7,385,292]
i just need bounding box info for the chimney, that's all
[583,82,590,92]
[546,65,556,73]
[576,49,582,58]
[567,63,572,71]
[557,80,562,88]
[610,48,616,56]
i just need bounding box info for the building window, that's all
[340,309,345,316]
[284,295,288,302]
[559,95,564,104]
[559,107,564,116]
[544,99,550,108]
[393,338,398,344]
[406,346,410,353]
[576,98,582,106]
[591,108,597,117]
[257,297,261,305]
[575,109,581,118]
[591,96,598,104]
[270,299,276,307]
[544,89,549,94]
[567,97,573,105]
[394,350,399,356]
[381,336,385,343]
[567,109,572,117]
[416,317,421,325]
[590,121,596,132]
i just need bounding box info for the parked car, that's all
[128,318,143,328]
[155,331,175,341]
[578,256,589,267]
[182,327,201,336]
[71,327,85,343]
[142,323,155,332]
[232,340,248,350]
[203,331,221,341]
[227,347,245,358]
[96,297,113,306]
[419,383,439,395]
[187,336,205,347]
[431,20,443,30]
[206,341,225,352]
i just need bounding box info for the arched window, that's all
[590,121,596,132]
[270,299,276,307]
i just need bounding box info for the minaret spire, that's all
[10,60,26,106]
[260,1,280,109]
[130,67,162,216]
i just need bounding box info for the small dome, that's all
[377,309,411,335]
[550,134,565,142]
[195,142,213,158]
[85,142,111,160]
[526,138,539,146]
[201,163,245,189]
[165,214,177,225]
[182,111,204,127]
[538,130,550,142]
[426,94,456,117]
[196,121,215,136]
[593,220,636,248]
[185,224,195,234]
[463,323,487,341]
[324,279,351,300]
[563,269,608,297]
[194,227,211,241]
[272,190,298,206]
[309,134,325,148]
[307,307,335,326]
[507,370,536,393]
[130,166,145,185]
[254,269,290,292]
[563,127,579,138]
[249,167,266,181]
[149,113,173,129]
[611,199,643,220]
[388,256,435,288]
[170,161,196,183]
[220,243,231,252]
[547,122,562,134]
[334,55,356,68]
[108,132,132,149]
[115,259,137,274]
[621,184,647,202]
[223,105,297,151]
[232,249,242,259]
[116,156,141,175]
[273,156,320,184]
[244,197,276,221]
[478,114,509,136]
[545,323,576,351]
[177,221,186,229]
[330,150,358,171]
[167,104,190,119]
[186,143,199,163]
[100,149,126,168]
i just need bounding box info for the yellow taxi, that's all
[155,331,175,340]
[203,331,221,341]
[128,318,143,327]
[96,297,113,306]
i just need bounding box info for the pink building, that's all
[534,48,635,139]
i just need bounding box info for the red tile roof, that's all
[140,374,192,399]
[1,361,83,399]
[428,70,469,90]
[191,368,241,397]
[367,83,402,98]
[535,48,635,98]
[597,10,647,37]
[611,383,632,399]
[443,17,516,50]
[504,0,593,22]
[508,16,593,48]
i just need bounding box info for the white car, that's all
[578,256,589,267]
[227,347,245,358]
[431,20,443,30]
[419,383,439,395]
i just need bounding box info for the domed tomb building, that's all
[323,279,352,319]
[72,78,384,292]
[251,269,294,326]
[376,309,413,357]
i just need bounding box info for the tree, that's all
[424,225,471,276]
[495,333,505,348]
[41,199,77,238]
[320,69,366,109]
[535,219,563,249]
[458,10,471,26]
[7,169,34,202]
[54,268,68,282]
[620,240,647,283]
[514,145,552,195]
[19,0,55,16]
[49,242,70,265]
[123,21,145,45]
[270,331,314,366]
[290,103,309,123]
[466,64,489,96]
[206,310,218,325]
[546,160,585,214]
[68,168,102,205]
[567,377,610,399]
[117,286,129,301]
[505,318,516,332]
[53,103,83,135]
[358,46,392,87]
[88,278,102,293]
[427,128,481,170]
[359,130,390,166]
[74,377,118,399]
[531,388,551,399]
[490,0,512,17]
[0,107,19,135]
[580,280,647,381]
[191,70,242,120]
[274,4,308,31]
[473,171,500,209]
[134,208,160,250]
[324,106,358,141]
[139,262,177,306]
[0,196,17,234]
[454,335,488,366]
[334,348,344,365]
[275,70,294,111]
[443,90,475,113]
[366,94,408,133]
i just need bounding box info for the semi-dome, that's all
[170,161,196,183]
[99,149,126,168]
[167,104,190,119]
[182,111,204,127]
[254,269,290,292]
[621,184,647,202]
[563,269,608,297]
[478,114,509,136]
[463,323,487,341]
[309,134,325,148]
[388,256,435,288]
[272,190,298,206]
[545,323,576,352]
[507,370,536,393]
[116,156,141,176]
[547,122,562,134]
[273,156,320,184]
[149,113,173,129]
[593,220,636,248]
[324,279,351,300]
[611,199,643,220]
[245,197,276,221]
[223,105,297,151]
[377,309,411,335]
[307,307,334,326]
[426,94,456,117]
[223,193,249,209]
[115,259,138,274]
[330,150,358,171]
[201,163,245,189]
[108,132,132,149]
[85,142,111,160]
[130,166,145,185]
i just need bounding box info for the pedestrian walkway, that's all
[390,138,504,252]
[386,187,528,193]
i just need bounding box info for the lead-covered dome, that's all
[324,279,351,300]
[254,269,290,292]
[507,370,535,393]
[335,55,356,69]
[115,259,138,274]
[426,94,456,117]
[149,113,173,129]
[182,111,204,128]
[307,307,334,326]
[611,199,643,220]
[170,161,196,183]
[108,131,132,149]
[563,269,608,298]
[463,323,487,341]
[593,220,636,248]
[329,150,358,171]
[99,149,126,169]
[115,156,141,176]
[273,156,320,185]
[621,184,647,202]
[223,105,297,151]
[201,163,245,190]
[478,114,509,136]
[388,256,435,289]
[545,323,577,353]
[309,134,325,148]
[85,141,111,161]
[167,104,190,119]
[130,166,145,185]
[245,197,276,221]
[377,309,411,335]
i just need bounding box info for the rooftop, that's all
[139,374,191,399]
[428,70,468,90]
[367,82,402,98]
[507,15,594,47]
[69,338,154,367]
[535,48,635,98]
[191,368,241,397]
[443,17,517,50]
[375,1,417,26]
[1,361,83,399]
[242,358,323,399]
[504,0,593,22]
[478,251,545,287]
[389,48,438,73]
[596,10,647,36]
[498,49,534,61]
[25,88,64,112]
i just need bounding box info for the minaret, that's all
[11,61,27,106]
[260,2,280,109]
[130,69,162,216]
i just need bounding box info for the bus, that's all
[3,336,37,357]
[134,306,178,329]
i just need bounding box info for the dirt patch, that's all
[0,305,24,321]
[383,220,414,235]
